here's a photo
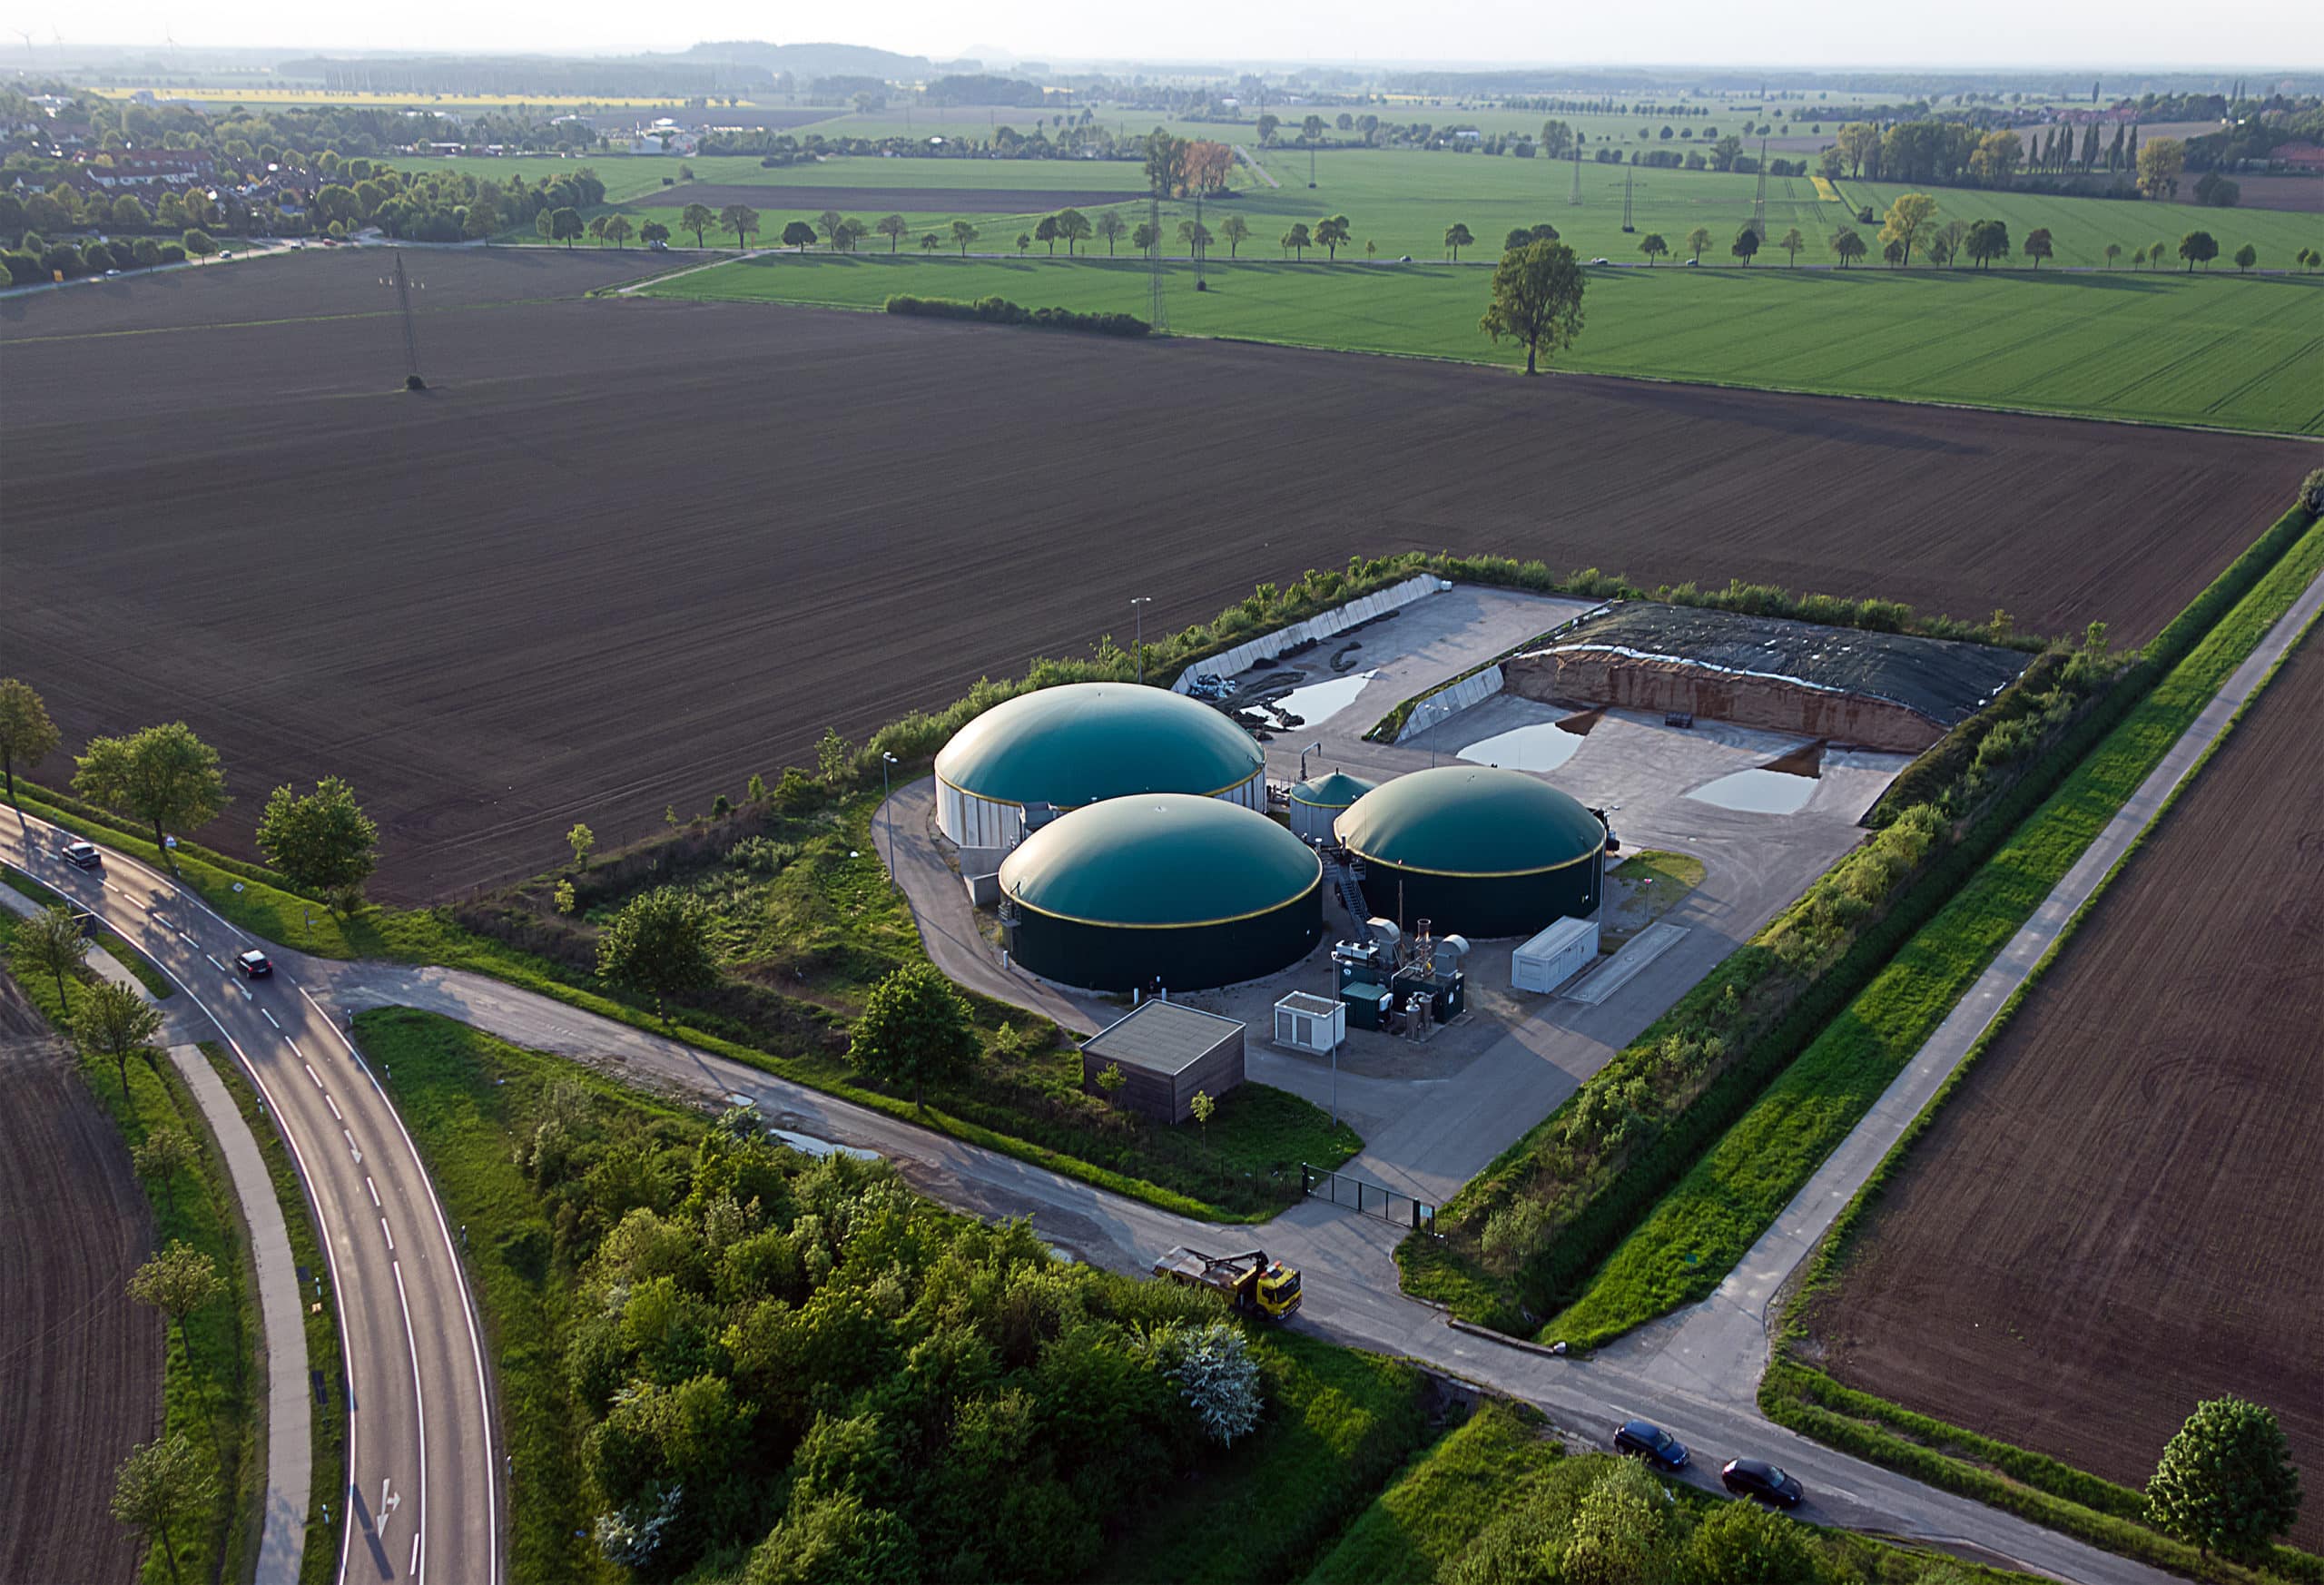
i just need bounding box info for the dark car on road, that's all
[63,840,103,870]
[1612,1419,1689,1470]
[1721,1458,1804,1507]
[235,950,273,980]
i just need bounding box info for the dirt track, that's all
[1,255,2311,900]
[0,973,159,1582]
[627,184,1141,215]
[1809,626,2324,1545]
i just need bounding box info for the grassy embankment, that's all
[1538,501,2324,1346]
[0,911,263,1585]
[1,865,174,999]
[359,1007,1434,1584]
[639,250,2322,434]
[1759,607,2324,1585]
[1305,1398,2037,1584]
[199,1042,349,1585]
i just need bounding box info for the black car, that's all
[63,840,103,871]
[1721,1458,1805,1507]
[1612,1419,1689,1471]
[234,950,273,980]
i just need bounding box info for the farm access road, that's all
[0,815,500,1585]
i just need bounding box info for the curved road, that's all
[0,813,498,1585]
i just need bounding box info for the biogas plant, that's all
[938,682,1606,992]
[921,582,2035,1118]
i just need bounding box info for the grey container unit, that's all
[1079,999,1247,1123]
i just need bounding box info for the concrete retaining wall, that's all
[1394,665,1505,744]
[1503,652,1945,752]
[1171,576,1445,694]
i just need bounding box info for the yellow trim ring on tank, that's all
[1288,790,1362,808]
[936,767,1266,803]
[1005,871,1323,930]
[1341,832,1606,880]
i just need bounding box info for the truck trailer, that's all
[1153,1247,1303,1321]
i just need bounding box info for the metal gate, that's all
[1301,1164,1436,1235]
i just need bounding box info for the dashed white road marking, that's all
[262,1009,280,1029]
[304,1063,322,1088]
[205,953,225,971]
[326,1095,343,1122]
[381,1218,395,1253]
[366,1176,380,1208]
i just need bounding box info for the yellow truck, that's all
[1153,1247,1303,1321]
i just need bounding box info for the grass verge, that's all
[1540,505,2324,1346]
[1089,1332,1434,1585]
[0,913,262,1584]
[200,1042,349,1585]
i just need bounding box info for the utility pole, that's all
[1130,596,1153,684]
[390,250,425,389]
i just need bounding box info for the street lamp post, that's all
[881,752,899,891]
[1130,596,1153,684]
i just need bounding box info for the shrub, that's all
[883,293,1151,338]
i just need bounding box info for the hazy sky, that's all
[28,0,2318,73]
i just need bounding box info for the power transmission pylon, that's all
[1750,138,1768,238]
[1620,167,1635,232]
[1146,192,1168,335]
[1568,146,1582,205]
[391,250,425,389]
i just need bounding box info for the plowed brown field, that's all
[1809,625,2324,1546]
[0,973,159,1582]
[1,254,2310,899]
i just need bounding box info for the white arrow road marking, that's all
[344,1130,361,1166]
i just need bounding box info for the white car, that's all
[1589,257,1610,265]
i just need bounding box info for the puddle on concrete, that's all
[1687,767,1817,815]
[1458,719,1586,773]
[1265,670,1379,730]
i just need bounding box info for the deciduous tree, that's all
[719,204,761,251]
[1217,213,1250,257]
[78,978,164,1099]
[1878,192,1938,266]
[1777,227,1804,266]
[2137,137,2186,200]
[546,208,584,249]
[782,220,815,251]
[129,1240,224,1381]
[1443,222,1473,261]
[816,209,843,244]
[1829,226,1867,267]
[1314,214,1351,260]
[72,723,227,867]
[1964,218,2010,270]
[2104,241,2122,270]
[1055,208,1091,254]
[1480,237,1587,376]
[1685,225,1712,263]
[681,202,714,249]
[1730,226,1761,266]
[2146,1396,2302,1560]
[11,902,88,1008]
[1638,232,1668,266]
[1034,215,1059,254]
[112,1433,215,1585]
[847,963,977,1108]
[950,219,979,256]
[639,222,670,247]
[1096,210,1127,255]
[875,214,908,251]
[2180,230,2219,271]
[603,215,635,250]
[568,823,596,871]
[255,777,379,907]
[2233,241,2258,272]
[596,888,718,1020]
[2024,227,2053,268]
[0,676,61,806]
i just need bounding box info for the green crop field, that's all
[638,251,2324,434]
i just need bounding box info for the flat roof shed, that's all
[1080,999,1247,1123]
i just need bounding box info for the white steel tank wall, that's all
[941,771,1263,848]
[938,782,1022,848]
[1288,799,1343,842]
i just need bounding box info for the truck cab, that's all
[1153,1247,1303,1322]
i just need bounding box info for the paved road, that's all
[0,815,499,1585]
